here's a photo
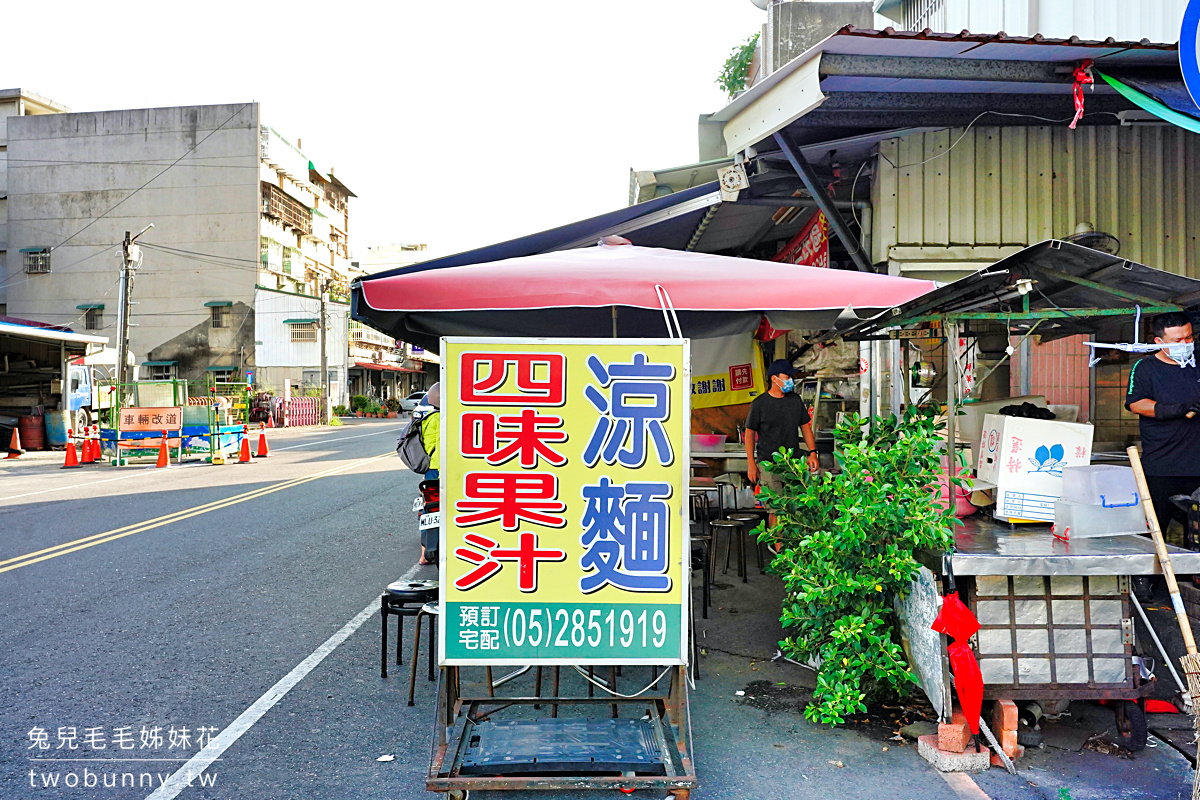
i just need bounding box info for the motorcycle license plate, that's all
[419,512,441,529]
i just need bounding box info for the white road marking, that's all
[145,563,424,800]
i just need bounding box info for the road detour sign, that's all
[440,338,690,666]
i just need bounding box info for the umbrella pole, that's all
[1126,445,1200,797]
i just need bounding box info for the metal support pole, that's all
[1018,335,1032,396]
[320,279,330,425]
[945,321,959,461]
[889,339,904,417]
[116,231,132,394]
[772,132,873,273]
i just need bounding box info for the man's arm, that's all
[744,429,758,483]
[1128,399,1157,418]
[801,421,819,470]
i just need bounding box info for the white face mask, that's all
[1166,341,1196,367]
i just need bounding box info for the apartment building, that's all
[347,243,439,400]
[2,98,355,402]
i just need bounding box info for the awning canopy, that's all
[836,240,1200,342]
[353,240,935,352]
[282,318,318,325]
[708,26,1179,159]
[353,361,421,373]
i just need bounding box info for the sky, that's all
[6,1,767,261]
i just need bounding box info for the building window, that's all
[83,307,103,330]
[209,369,235,383]
[23,249,50,274]
[289,322,318,343]
[148,364,176,381]
[210,304,230,328]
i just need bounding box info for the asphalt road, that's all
[0,419,428,799]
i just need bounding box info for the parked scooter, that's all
[414,479,440,564]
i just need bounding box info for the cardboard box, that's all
[976,414,1094,522]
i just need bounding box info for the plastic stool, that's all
[709,518,746,582]
[729,512,767,573]
[380,579,438,679]
[407,601,439,706]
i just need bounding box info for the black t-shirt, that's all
[745,392,812,463]
[1124,355,1200,476]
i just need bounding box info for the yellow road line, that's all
[0,453,394,575]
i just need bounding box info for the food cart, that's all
[837,239,1200,747]
[350,238,935,796]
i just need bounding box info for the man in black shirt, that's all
[1124,312,1200,536]
[745,360,818,525]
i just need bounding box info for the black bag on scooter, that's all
[396,415,430,474]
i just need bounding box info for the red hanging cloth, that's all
[1069,59,1095,130]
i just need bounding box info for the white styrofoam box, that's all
[976,414,1095,522]
[957,395,1047,448]
[1059,465,1139,508]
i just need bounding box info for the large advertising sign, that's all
[1184,0,1200,108]
[440,338,690,666]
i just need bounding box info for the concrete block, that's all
[992,699,1018,734]
[992,745,1025,767]
[917,735,991,773]
[938,711,972,753]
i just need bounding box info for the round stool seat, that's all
[421,601,440,615]
[708,519,742,529]
[728,513,760,521]
[386,579,438,603]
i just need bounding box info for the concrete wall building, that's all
[0,88,71,316]
[2,99,356,403]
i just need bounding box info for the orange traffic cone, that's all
[156,430,170,468]
[62,429,81,469]
[5,426,24,459]
[266,411,275,429]
[91,426,102,462]
[255,423,270,458]
[238,425,253,463]
[80,426,96,464]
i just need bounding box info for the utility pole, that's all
[115,224,153,398]
[319,278,330,425]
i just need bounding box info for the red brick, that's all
[992,699,1018,733]
[999,728,1020,758]
[938,711,972,754]
[991,744,1025,767]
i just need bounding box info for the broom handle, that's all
[1127,446,1197,655]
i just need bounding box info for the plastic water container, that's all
[1059,465,1140,508]
[1053,499,1148,540]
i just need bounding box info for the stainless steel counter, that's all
[938,516,1200,576]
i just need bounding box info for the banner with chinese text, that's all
[689,332,765,409]
[440,338,689,666]
[771,210,829,268]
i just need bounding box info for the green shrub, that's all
[717,33,759,97]
[332,404,348,417]
[328,416,343,427]
[756,407,958,726]
[385,396,401,413]
[365,400,383,415]
[350,395,369,412]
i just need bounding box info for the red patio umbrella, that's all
[352,239,936,349]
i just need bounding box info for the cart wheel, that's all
[1115,700,1147,751]
[444,791,468,800]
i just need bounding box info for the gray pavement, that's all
[0,421,1194,799]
